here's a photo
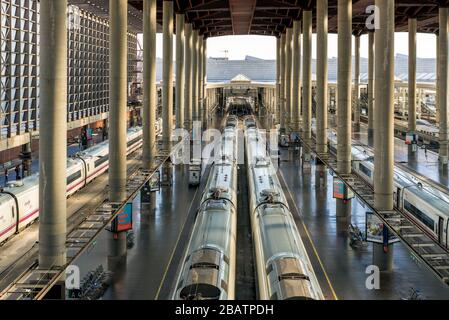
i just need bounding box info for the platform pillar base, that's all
[368,128,374,147]
[108,232,127,271]
[336,199,351,219]
[373,243,394,272]
[315,164,327,189]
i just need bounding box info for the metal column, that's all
[108,0,128,266]
[143,0,157,169]
[316,0,328,154]
[336,0,352,218]
[303,11,312,144]
[374,0,395,271]
[175,13,185,129]
[353,35,361,131]
[292,20,301,133]
[439,7,449,168]
[368,31,375,145]
[162,0,174,150]
[184,23,192,130]
[39,0,68,269]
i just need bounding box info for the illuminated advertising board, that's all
[366,212,400,245]
[406,132,417,145]
[112,202,133,233]
[333,177,355,200]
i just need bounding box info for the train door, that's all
[438,217,444,244]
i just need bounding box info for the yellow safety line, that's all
[154,186,200,300]
[279,170,339,301]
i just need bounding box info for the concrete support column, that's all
[39,0,67,269]
[336,0,352,218]
[292,20,302,132]
[374,0,395,271]
[202,38,208,128]
[109,0,127,202]
[436,32,440,125]
[303,11,312,142]
[316,0,328,154]
[438,7,449,167]
[143,0,157,169]
[192,30,199,122]
[184,23,192,130]
[280,33,286,133]
[276,37,281,124]
[175,14,185,129]
[285,28,293,131]
[408,18,418,156]
[162,0,174,149]
[353,34,361,131]
[108,0,128,267]
[368,31,375,145]
[198,35,203,125]
[408,18,417,136]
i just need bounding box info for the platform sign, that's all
[149,171,161,192]
[86,128,93,141]
[290,132,300,143]
[366,212,400,244]
[112,202,133,233]
[406,132,417,145]
[333,177,354,200]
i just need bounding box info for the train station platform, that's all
[278,148,449,300]
[61,165,202,300]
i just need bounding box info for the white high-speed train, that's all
[173,116,238,300]
[326,131,449,247]
[0,126,144,244]
[245,117,324,300]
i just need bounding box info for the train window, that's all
[404,200,435,231]
[359,164,372,178]
[94,156,109,168]
[67,171,82,185]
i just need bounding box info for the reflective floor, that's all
[73,165,201,300]
[70,149,449,300]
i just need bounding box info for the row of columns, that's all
[38,0,208,273]
[36,0,449,283]
[275,0,397,270]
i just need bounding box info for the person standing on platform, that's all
[278,150,281,168]
[15,164,21,180]
[4,168,8,186]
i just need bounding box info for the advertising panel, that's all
[366,212,400,244]
[333,177,355,200]
[112,202,133,233]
